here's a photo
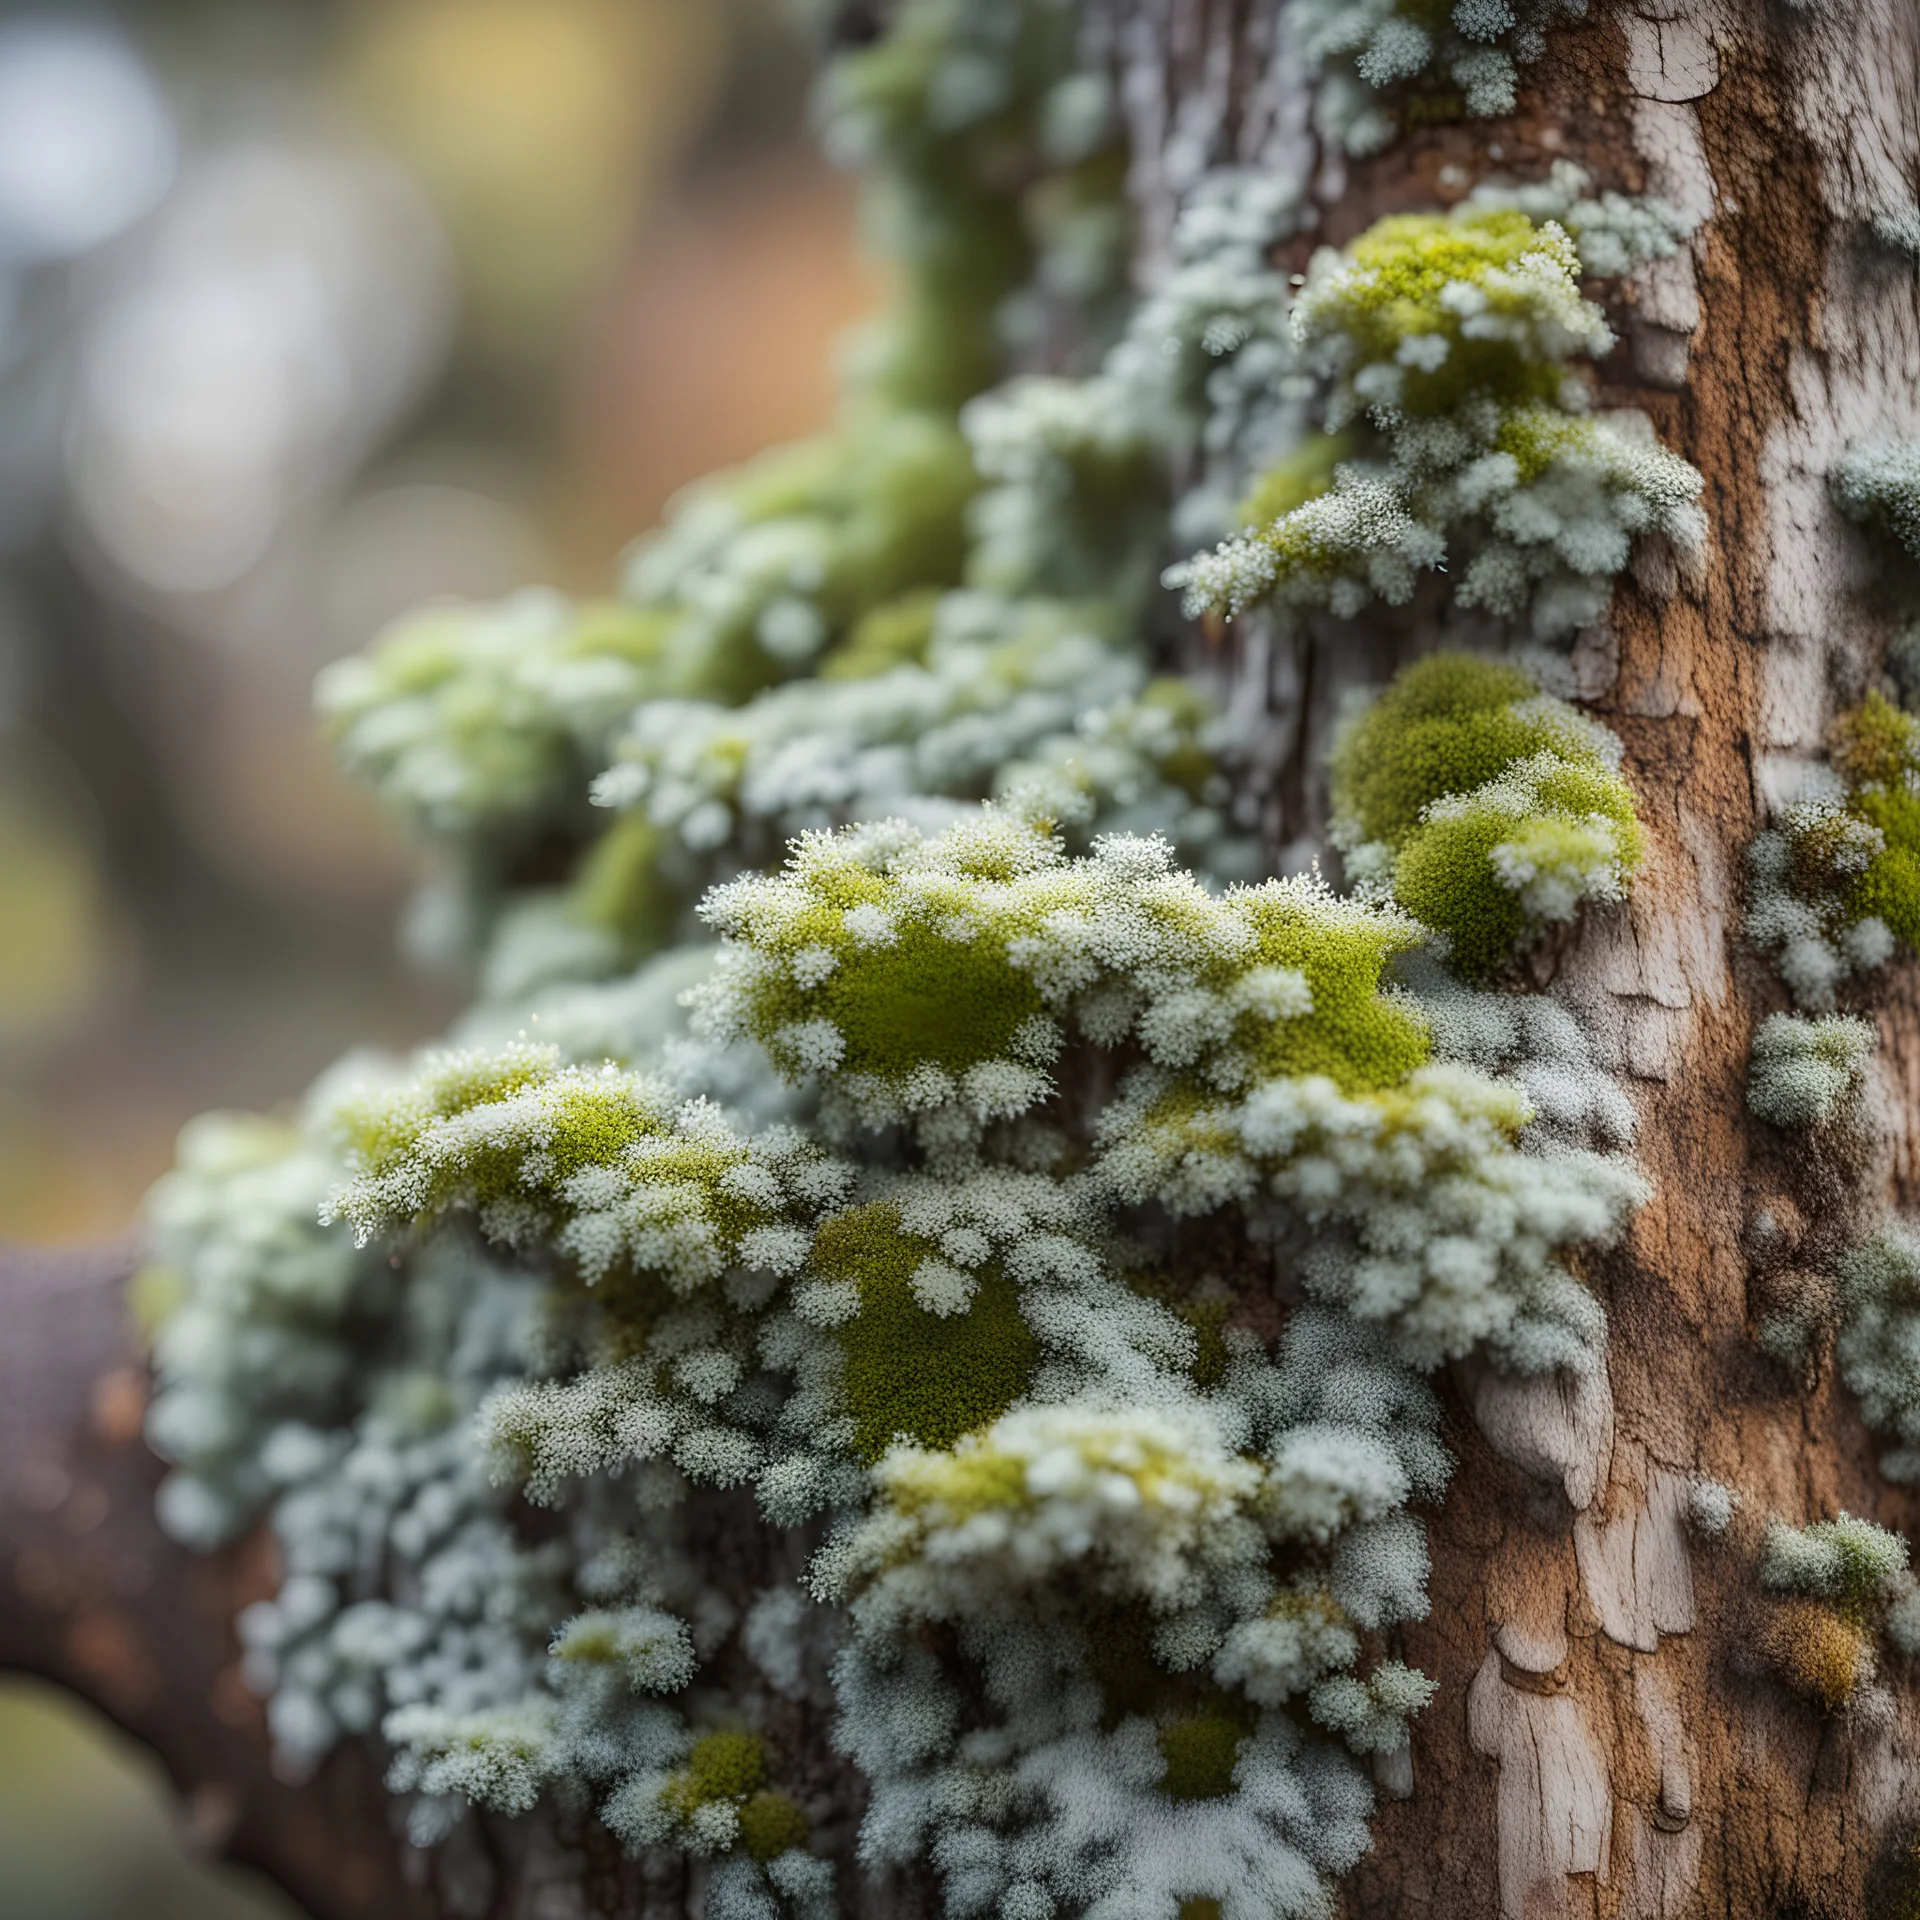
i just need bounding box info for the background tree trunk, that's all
[8,3,1920,1916]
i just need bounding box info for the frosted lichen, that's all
[1756,1511,1911,1713]
[1746,1012,1876,1129]
[1833,439,1920,561]
[1294,0,1591,158]
[143,4,1673,1914]
[1746,693,1920,1007]
[1167,203,1703,638]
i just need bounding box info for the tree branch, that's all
[0,1240,430,1920]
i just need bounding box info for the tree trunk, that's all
[9,4,1920,1918]
[1097,1,1920,1913]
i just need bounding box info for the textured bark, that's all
[9,4,1920,1917]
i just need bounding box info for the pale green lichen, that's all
[1747,692,1920,1007]
[1167,205,1702,637]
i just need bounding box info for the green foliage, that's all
[816,1204,1038,1462]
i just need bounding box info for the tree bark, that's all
[0,1240,430,1920]
[1099,1,1920,1913]
[9,4,1920,1917]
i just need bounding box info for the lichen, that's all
[1747,692,1920,1007]
[1293,0,1591,158]
[1756,1512,1911,1712]
[1834,439,1920,562]
[1166,201,1702,639]
[142,5,1669,1915]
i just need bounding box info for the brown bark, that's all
[9,3,1920,1916]
[0,1240,428,1920]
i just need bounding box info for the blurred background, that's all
[0,1,875,1911]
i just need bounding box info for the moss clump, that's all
[817,1204,1038,1462]
[1330,653,1551,851]
[1765,692,1920,978]
[1394,757,1642,979]
[1837,697,1920,948]
[1237,889,1433,1089]
[1761,1598,1873,1712]
[1294,208,1595,420]
[736,1790,810,1863]
[1156,1713,1247,1801]
[823,924,1046,1076]
[661,1730,768,1821]
[1329,653,1641,978]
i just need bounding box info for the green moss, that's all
[661,1731,768,1821]
[1328,653,1541,851]
[824,924,1046,1075]
[667,412,981,706]
[1832,692,1920,790]
[1303,208,1579,417]
[1156,1713,1247,1801]
[818,1204,1037,1462]
[1793,694,1920,959]
[1492,406,1604,484]
[820,588,944,681]
[1239,431,1357,529]
[1854,830,1920,950]
[335,1049,558,1184]
[1330,653,1642,976]
[1238,896,1432,1090]
[736,1791,810,1863]
[567,600,674,669]
[571,810,684,953]
[1811,1515,1908,1625]
[1392,810,1529,978]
